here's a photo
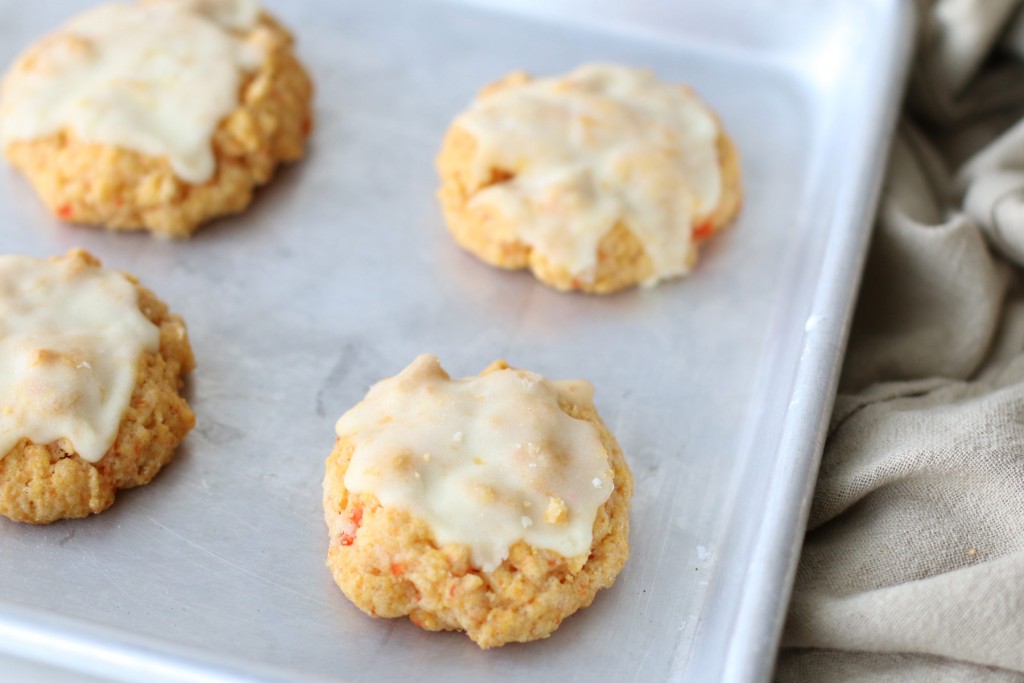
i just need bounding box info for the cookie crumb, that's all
[544,497,568,525]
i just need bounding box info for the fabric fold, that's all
[838,125,1011,393]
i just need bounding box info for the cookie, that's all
[437,64,742,293]
[0,249,195,523]
[323,354,633,648]
[0,0,313,238]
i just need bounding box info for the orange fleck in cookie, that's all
[437,64,742,293]
[323,354,633,648]
[0,249,195,523]
[0,0,313,237]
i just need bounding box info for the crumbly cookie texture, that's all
[0,2,313,238]
[437,65,743,294]
[0,249,195,523]
[323,358,633,648]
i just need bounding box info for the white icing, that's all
[169,0,263,31]
[0,0,265,183]
[0,253,160,462]
[336,355,614,572]
[457,64,724,286]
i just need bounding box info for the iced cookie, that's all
[323,354,633,648]
[0,249,195,523]
[437,64,742,293]
[0,0,313,237]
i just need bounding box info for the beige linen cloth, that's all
[775,1,1024,680]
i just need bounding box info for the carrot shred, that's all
[337,505,363,546]
[693,219,714,241]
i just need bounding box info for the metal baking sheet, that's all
[0,1,913,681]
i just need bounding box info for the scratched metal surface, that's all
[0,1,913,681]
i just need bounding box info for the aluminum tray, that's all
[0,1,914,681]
